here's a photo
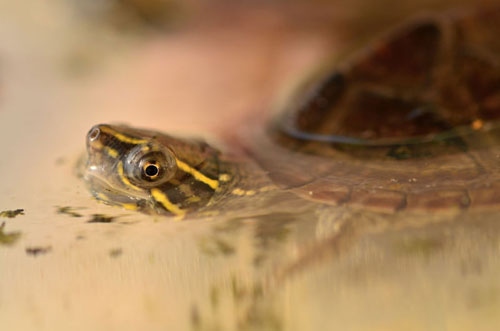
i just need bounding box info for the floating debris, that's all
[109,248,123,258]
[25,246,52,256]
[56,206,83,218]
[0,222,21,246]
[55,157,66,165]
[190,305,201,328]
[394,235,444,257]
[192,276,282,331]
[0,209,24,218]
[199,237,235,257]
[87,214,115,223]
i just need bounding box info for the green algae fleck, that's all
[0,209,24,218]
[0,222,21,246]
[56,206,83,218]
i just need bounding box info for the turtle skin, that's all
[245,7,500,214]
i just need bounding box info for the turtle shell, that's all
[250,7,500,213]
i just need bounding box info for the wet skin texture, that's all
[85,124,229,216]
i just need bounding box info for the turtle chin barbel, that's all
[84,7,500,217]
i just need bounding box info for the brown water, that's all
[1,1,500,330]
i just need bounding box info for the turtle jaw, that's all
[84,130,154,212]
[83,155,153,212]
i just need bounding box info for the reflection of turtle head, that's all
[84,124,223,216]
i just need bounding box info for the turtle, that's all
[83,7,500,218]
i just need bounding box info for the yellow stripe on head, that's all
[186,196,201,203]
[122,203,139,211]
[176,159,219,190]
[100,126,149,145]
[231,188,257,196]
[151,188,186,216]
[96,192,110,202]
[105,146,119,158]
[90,139,104,150]
[232,188,246,196]
[117,161,143,191]
[219,174,231,182]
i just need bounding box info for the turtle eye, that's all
[124,144,177,187]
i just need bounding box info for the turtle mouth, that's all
[83,161,151,209]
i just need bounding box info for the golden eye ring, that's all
[143,161,160,179]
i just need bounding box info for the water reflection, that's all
[1,1,500,331]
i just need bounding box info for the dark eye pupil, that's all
[145,164,159,177]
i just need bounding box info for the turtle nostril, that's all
[88,127,100,141]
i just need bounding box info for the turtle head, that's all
[84,124,223,216]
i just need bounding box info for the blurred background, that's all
[0,1,499,331]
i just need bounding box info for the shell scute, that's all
[468,182,500,210]
[291,179,350,206]
[348,189,406,214]
[260,7,500,212]
[405,189,470,214]
[350,20,442,88]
